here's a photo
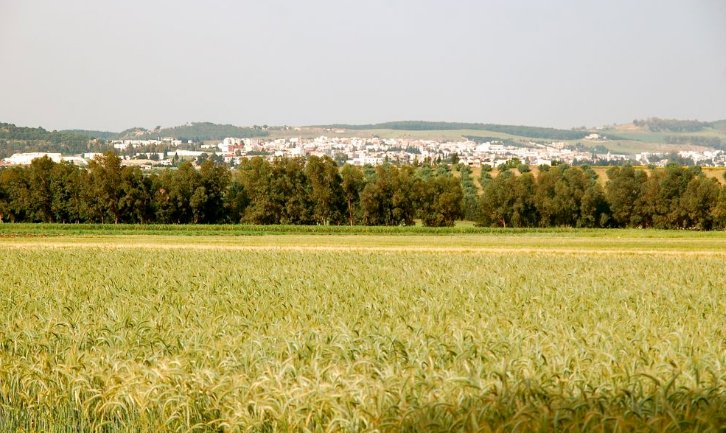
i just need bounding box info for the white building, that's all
[3,152,63,165]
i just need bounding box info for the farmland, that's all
[0,228,724,432]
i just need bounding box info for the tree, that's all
[458,164,480,221]
[605,165,648,227]
[197,160,231,223]
[417,174,463,226]
[649,164,699,228]
[305,156,346,225]
[679,176,721,230]
[534,165,597,227]
[118,167,154,223]
[341,164,365,226]
[50,162,85,223]
[271,158,313,225]
[224,171,249,223]
[0,170,9,222]
[86,152,124,223]
[153,162,201,224]
[479,171,537,227]
[0,167,31,222]
[360,164,418,225]
[237,157,280,224]
[712,185,726,229]
[27,156,56,222]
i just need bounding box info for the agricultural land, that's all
[0,226,724,432]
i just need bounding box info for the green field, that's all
[1,228,724,432]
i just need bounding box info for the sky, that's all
[1,0,725,131]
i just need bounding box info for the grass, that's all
[2,223,726,237]
[0,230,724,432]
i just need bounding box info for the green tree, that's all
[417,174,463,226]
[340,164,365,226]
[679,176,721,230]
[0,167,31,222]
[479,171,537,227]
[458,164,480,221]
[27,156,56,222]
[360,164,418,225]
[305,156,346,225]
[50,162,85,223]
[534,165,595,227]
[605,165,648,227]
[224,171,249,223]
[197,160,231,223]
[237,157,280,224]
[86,152,124,223]
[118,167,154,223]
[712,185,726,229]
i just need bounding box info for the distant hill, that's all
[0,123,110,159]
[0,121,269,159]
[117,122,269,141]
[632,118,715,133]
[603,119,726,151]
[62,129,119,140]
[314,121,590,141]
[4,118,726,159]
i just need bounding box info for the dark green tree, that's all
[417,174,463,226]
[341,164,365,226]
[605,165,648,227]
[305,156,346,225]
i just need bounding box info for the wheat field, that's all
[0,232,724,432]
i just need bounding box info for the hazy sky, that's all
[1,0,725,131]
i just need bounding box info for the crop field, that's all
[0,228,725,432]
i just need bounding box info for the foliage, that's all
[633,117,712,132]
[664,135,723,149]
[2,156,726,229]
[0,122,110,158]
[118,122,269,141]
[62,129,120,140]
[457,164,480,221]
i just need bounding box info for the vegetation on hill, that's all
[664,135,723,149]
[61,129,119,140]
[118,122,269,141]
[317,121,590,140]
[633,117,713,132]
[0,123,110,159]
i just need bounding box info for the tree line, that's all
[633,118,712,132]
[1,153,725,229]
[0,153,462,226]
[479,164,726,230]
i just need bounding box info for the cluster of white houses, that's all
[3,136,726,168]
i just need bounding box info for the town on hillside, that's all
[2,133,726,169]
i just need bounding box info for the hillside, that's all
[315,121,589,140]
[63,129,119,140]
[0,123,110,159]
[600,118,726,151]
[310,119,726,154]
[0,122,271,159]
[4,118,726,159]
[116,122,269,141]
